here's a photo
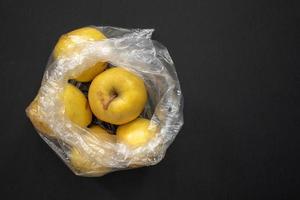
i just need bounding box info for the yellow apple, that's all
[53,27,107,82]
[63,84,92,127]
[69,125,115,176]
[88,67,147,125]
[75,62,107,82]
[26,97,54,137]
[116,118,156,148]
[69,147,111,176]
[88,125,116,143]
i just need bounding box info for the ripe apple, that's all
[88,125,116,143]
[88,67,147,125]
[116,118,156,148]
[69,147,111,176]
[63,84,92,127]
[53,27,107,82]
[69,125,115,176]
[26,97,54,137]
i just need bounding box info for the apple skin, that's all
[26,97,54,137]
[88,67,147,125]
[76,62,107,83]
[63,84,92,127]
[69,147,111,176]
[116,118,156,148]
[69,125,114,176]
[88,125,116,143]
[53,27,107,82]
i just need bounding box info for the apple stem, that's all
[102,94,117,110]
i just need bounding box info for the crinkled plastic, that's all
[26,26,184,177]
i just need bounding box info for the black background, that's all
[0,0,299,199]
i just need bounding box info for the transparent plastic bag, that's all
[26,26,184,177]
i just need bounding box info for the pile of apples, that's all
[27,27,157,175]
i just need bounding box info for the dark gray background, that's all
[0,0,299,199]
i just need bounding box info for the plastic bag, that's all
[26,26,184,177]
